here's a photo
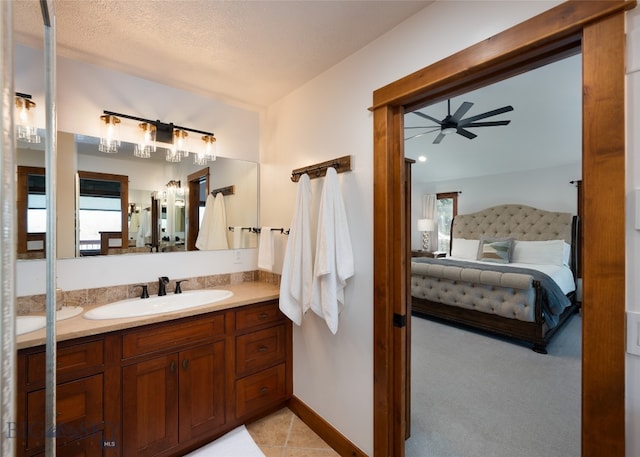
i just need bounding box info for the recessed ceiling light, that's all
[418,156,427,162]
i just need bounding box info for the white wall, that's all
[411,162,581,251]
[626,7,640,457]
[260,1,563,454]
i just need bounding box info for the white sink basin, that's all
[83,289,233,320]
[16,306,84,336]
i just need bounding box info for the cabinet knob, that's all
[259,387,269,395]
[170,360,176,372]
[258,345,268,352]
[182,359,189,370]
[258,312,269,319]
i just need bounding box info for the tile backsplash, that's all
[17,270,281,315]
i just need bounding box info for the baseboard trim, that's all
[287,396,367,457]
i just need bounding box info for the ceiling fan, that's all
[405,99,513,143]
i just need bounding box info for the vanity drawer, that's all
[122,314,225,360]
[235,301,283,332]
[235,364,287,419]
[236,324,287,377]
[25,339,104,387]
[25,374,104,451]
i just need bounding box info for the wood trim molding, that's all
[372,1,635,456]
[287,396,367,457]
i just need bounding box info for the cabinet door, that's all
[178,341,226,442]
[122,355,179,457]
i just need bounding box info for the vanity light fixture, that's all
[99,110,216,163]
[99,114,121,153]
[195,135,217,165]
[134,122,156,158]
[15,92,41,143]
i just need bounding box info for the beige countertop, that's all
[17,281,280,350]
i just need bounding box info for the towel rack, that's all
[251,227,290,235]
[290,155,351,182]
[228,226,252,232]
[211,185,235,196]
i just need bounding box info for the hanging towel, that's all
[310,167,354,334]
[129,211,140,233]
[196,193,229,250]
[232,226,243,249]
[279,174,312,325]
[258,227,274,271]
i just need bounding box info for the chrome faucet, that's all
[158,276,170,296]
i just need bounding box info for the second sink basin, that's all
[83,289,233,320]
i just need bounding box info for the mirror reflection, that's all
[17,131,258,259]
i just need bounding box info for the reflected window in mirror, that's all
[17,166,46,258]
[77,171,128,256]
[436,192,459,253]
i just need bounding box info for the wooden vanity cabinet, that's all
[16,336,106,457]
[17,299,292,457]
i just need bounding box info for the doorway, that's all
[372,2,629,456]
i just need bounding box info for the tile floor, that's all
[246,407,340,457]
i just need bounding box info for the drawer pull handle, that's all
[258,312,269,319]
[183,359,189,370]
[258,345,268,352]
[259,387,269,394]
[170,360,176,373]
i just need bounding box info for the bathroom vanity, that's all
[15,283,291,457]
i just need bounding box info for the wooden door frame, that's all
[372,1,634,456]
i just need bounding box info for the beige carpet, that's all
[406,313,581,457]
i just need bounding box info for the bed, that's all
[411,204,580,353]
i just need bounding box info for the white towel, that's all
[129,211,140,233]
[257,227,274,271]
[310,167,354,334]
[232,226,243,249]
[279,174,312,325]
[196,193,229,250]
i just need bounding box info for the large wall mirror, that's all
[17,131,258,259]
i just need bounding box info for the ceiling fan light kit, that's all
[407,99,513,144]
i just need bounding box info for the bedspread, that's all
[411,258,572,327]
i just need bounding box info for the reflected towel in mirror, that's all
[196,192,229,250]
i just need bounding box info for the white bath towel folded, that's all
[196,193,229,250]
[311,167,354,334]
[258,227,274,271]
[279,174,312,325]
[232,226,243,249]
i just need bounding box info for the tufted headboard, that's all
[452,204,575,244]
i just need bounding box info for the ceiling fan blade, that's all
[413,111,443,125]
[456,128,477,140]
[450,101,473,123]
[404,127,441,141]
[405,125,439,129]
[433,132,446,144]
[458,105,514,125]
[463,120,511,128]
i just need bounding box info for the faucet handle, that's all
[175,280,188,294]
[135,284,149,299]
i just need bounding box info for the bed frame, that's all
[411,204,580,353]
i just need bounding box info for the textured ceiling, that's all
[13,0,430,108]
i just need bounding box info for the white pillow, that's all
[451,238,480,260]
[511,240,567,266]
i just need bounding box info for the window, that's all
[77,171,128,255]
[436,192,459,253]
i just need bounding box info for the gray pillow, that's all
[476,236,514,263]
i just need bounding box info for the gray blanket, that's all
[412,257,572,327]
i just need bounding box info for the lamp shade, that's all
[417,218,434,232]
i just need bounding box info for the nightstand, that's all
[411,250,445,258]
